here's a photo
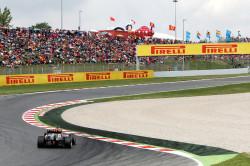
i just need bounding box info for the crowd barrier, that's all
[0,70,154,86]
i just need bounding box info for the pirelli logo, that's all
[86,72,111,81]
[6,76,35,85]
[202,44,238,54]
[151,45,186,55]
[123,71,149,79]
[48,74,74,83]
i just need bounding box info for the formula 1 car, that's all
[37,129,76,148]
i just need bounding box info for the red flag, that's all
[150,22,155,28]
[169,25,176,31]
[110,17,116,22]
[130,19,136,25]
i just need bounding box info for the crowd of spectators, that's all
[0,27,174,68]
[0,27,250,68]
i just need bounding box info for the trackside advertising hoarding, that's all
[137,43,250,56]
[0,70,153,86]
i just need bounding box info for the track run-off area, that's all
[1,76,250,166]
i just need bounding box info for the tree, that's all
[0,7,12,27]
[32,22,52,30]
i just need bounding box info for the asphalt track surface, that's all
[1,76,250,166]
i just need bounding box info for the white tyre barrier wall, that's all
[155,68,250,78]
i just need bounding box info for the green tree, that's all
[31,22,52,30]
[0,7,12,27]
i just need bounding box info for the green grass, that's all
[197,154,238,166]
[212,153,250,166]
[94,83,250,102]
[0,74,249,95]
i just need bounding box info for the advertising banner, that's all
[137,43,250,56]
[6,75,36,85]
[0,70,153,86]
[123,70,153,79]
[85,72,112,81]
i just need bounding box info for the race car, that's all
[37,129,76,148]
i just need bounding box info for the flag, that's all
[186,31,191,41]
[206,31,211,40]
[110,17,116,22]
[169,25,176,31]
[216,30,222,40]
[130,19,136,25]
[150,22,155,28]
[226,30,232,42]
[196,32,201,40]
[238,30,241,38]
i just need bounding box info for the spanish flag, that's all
[216,30,222,40]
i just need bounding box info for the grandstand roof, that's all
[153,32,176,40]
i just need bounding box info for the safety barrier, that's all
[155,68,249,77]
[0,70,154,86]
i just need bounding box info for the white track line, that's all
[12,75,250,96]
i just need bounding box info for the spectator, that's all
[0,27,249,68]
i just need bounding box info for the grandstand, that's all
[0,27,250,75]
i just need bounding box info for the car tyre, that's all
[37,136,45,148]
[65,137,72,149]
[72,138,76,145]
[69,134,76,145]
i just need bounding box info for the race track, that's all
[0,76,250,166]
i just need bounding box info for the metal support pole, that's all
[182,19,186,42]
[78,10,83,30]
[136,56,140,71]
[182,56,185,71]
[61,0,63,29]
[182,19,186,71]
[173,0,178,41]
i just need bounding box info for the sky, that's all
[0,0,249,41]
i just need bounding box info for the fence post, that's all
[136,55,140,71]
[135,46,140,71]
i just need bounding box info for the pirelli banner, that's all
[137,43,250,56]
[0,70,153,86]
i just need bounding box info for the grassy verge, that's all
[212,153,250,166]
[94,83,250,102]
[197,154,238,166]
[0,74,249,95]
